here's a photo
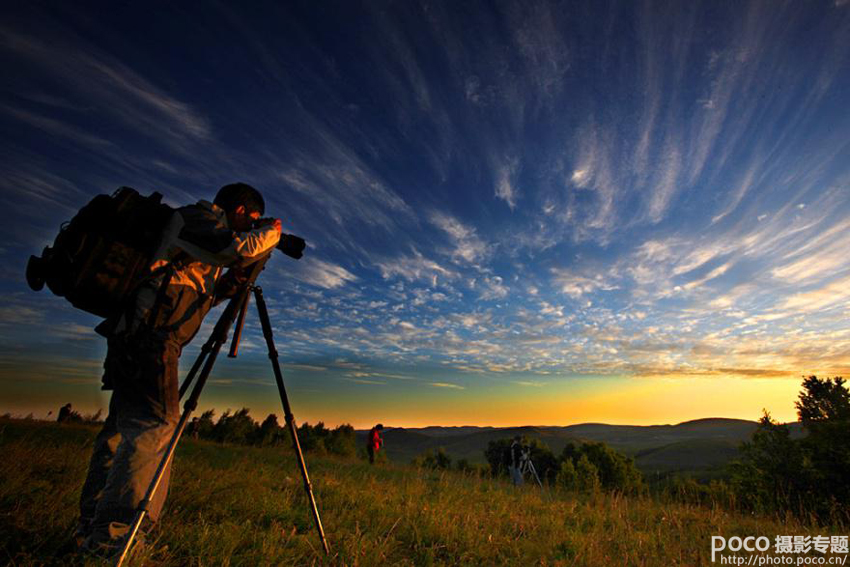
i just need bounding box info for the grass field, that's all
[1,418,845,566]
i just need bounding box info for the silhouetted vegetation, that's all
[483,435,638,490]
[54,404,103,425]
[188,408,356,457]
[484,436,558,481]
[558,441,643,493]
[412,447,453,470]
[731,376,849,521]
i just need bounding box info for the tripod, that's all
[116,255,329,566]
[519,450,544,489]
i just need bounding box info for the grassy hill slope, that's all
[1,418,839,566]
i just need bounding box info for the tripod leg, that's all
[178,336,212,400]
[253,286,330,555]
[227,288,252,358]
[530,462,544,488]
[115,289,247,567]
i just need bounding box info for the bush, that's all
[559,441,642,493]
[484,436,558,482]
[556,459,577,489]
[325,424,357,457]
[415,448,453,470]
[575,454,601,492]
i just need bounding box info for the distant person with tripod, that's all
[509,436,524,486]
[74,183,281,556]
[368,423,384,464]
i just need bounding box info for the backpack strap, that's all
[144,252,189,328]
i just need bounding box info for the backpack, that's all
[26,187,175,318]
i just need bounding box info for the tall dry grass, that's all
[0,418,843,566]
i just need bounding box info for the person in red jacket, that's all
[367,424,384,464]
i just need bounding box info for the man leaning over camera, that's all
[74,183,281,556]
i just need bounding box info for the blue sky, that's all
[1,1,848,427]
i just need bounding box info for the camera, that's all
[277,233,306,259]
[253,218,306,260]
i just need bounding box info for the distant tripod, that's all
[116,254,329,566]
[519,450,544,488]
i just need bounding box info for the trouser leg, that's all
[78,397,121,532]
[86,339,180,547]
[510,465,524,486]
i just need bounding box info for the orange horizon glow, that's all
[2,374,808,430]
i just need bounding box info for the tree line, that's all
[188,408,358,458]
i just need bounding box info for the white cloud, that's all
[478,276,509,301]
[770,218,850,284]
[430,382,465,390]
[287,258,358,289]
[428,211,488,264]
[646,138,682,224]
[495,161,520,210]
[278,141,415,238]
[345,378,386,385]
[682,262,732,291]
[780,275,850,312]
[571,168,589,186]
[375,250,456,285]
[551,268,617,298]
[712,164,758,224]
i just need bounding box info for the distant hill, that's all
[356,418,804,478]
[634,438,743,481]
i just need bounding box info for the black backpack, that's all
[27,187,175,318]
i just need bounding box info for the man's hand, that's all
[230,266,250,286]
[255,217,282,235]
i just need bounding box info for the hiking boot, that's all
[80,522,146,561]
[53,518,93,558]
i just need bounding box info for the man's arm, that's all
[176,204,281,267]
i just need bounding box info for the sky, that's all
[1,1,848,428]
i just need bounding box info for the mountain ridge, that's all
[355,418,803,478]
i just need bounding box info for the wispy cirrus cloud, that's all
[494,159,520,210]
[374,250,457,286]
[430,382,465,390]
[780,275,850,313]
[428,211,489,265]
[278,143,415,245]
[344,377,386,386]
[551,268,618,299]
[283,258,358,289]
[0,26,212,149]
